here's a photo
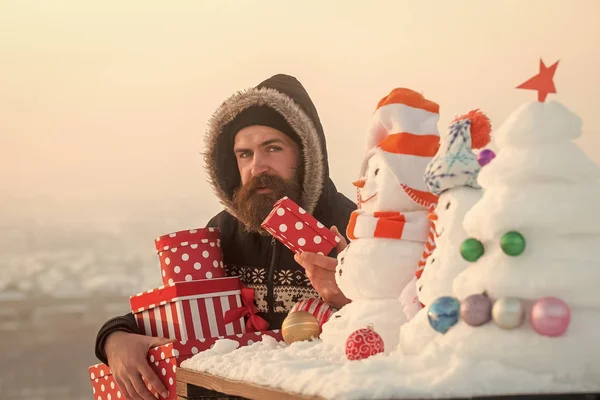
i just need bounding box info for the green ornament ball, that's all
[500,231,526,256]
[460,238,484,262]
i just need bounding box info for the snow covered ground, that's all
[182,335,597,400]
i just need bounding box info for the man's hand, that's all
[294,226,351,309]
[105,331,175,400]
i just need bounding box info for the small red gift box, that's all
[88,330,283,400]
[154,227,225,285]
[290,298,335,329]
[261,196,340,255]
[130,277,246,342]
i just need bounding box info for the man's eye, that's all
[267,146,282,152]
[238,151,251,159]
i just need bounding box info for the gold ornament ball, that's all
[282,311,321,344]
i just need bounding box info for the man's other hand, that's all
[294,226,351,309]
[105,331,175,400]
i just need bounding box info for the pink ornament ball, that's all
[345,326,385,361]
[530,297,571,337]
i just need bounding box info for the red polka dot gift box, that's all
[155,227,225,286]
[130,276,247,342]
[88,330,283,400]
[261,196,340,255]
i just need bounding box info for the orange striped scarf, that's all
[346,209,437,314]
[398,216,437,317]
[416,222,437,279]
[346,209,436,280]
[347,210,431,243]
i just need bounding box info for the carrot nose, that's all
[353,179,366,188]
[427,212,438,221]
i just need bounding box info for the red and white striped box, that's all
[290,298,335,330]
[261,196,340,255]
[130,277,246,342]
[155,227,226,286]
[88,330,283,400]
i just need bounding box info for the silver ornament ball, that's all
[492,297,525,329]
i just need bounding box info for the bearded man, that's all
[93,74,356,400]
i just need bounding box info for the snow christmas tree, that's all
[432,60,600,386]
[397,109,491,355]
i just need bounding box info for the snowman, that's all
[418,110,492,306]
[397,109,492,355]
[320,88,440,354]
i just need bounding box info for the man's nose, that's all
[250,155,269,176]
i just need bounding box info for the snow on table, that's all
[181,335,590,400]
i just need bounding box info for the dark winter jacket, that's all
[94,74,356,365]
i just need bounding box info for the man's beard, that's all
[232,174,302,234]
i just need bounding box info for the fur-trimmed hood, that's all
[204,74,331,221]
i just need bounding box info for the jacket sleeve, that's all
[94,212,227,365]
[205,215,219,228]
[94,312,140,365]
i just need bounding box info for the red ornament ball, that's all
[345,325,385,361]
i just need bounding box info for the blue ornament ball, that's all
[428,296,461,334]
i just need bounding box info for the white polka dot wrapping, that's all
[155,227,225,284]
[261,197,338,256]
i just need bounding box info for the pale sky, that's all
[1,0,599,228]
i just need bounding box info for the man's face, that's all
[232,125,302,232]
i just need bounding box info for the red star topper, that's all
[516,59,559,102]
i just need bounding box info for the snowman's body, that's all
[320,151,430,353]
[417,186,482,306]
[336,237,427,301]
[397,186,482,355]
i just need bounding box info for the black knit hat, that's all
[224,105,302,147]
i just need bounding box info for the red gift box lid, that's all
[130,276,241,313]
[88,363,112,380]
[155,227,221,253]
[262,196,339,248]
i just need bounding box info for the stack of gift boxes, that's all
[88,227,281,400]
[88,197,339,400]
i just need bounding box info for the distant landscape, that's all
[0,195,222,400]
[0,194,221,299]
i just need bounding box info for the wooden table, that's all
[176,367,323,400]
[176,368,600,400]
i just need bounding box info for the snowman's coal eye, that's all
[445,202,451,210]
[418,285,423,292]
[374,168,379,176]
[431,258,435,264]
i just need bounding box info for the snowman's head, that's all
[417,250,438,306]
[354,151,427,213]
[430,187,480,238]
